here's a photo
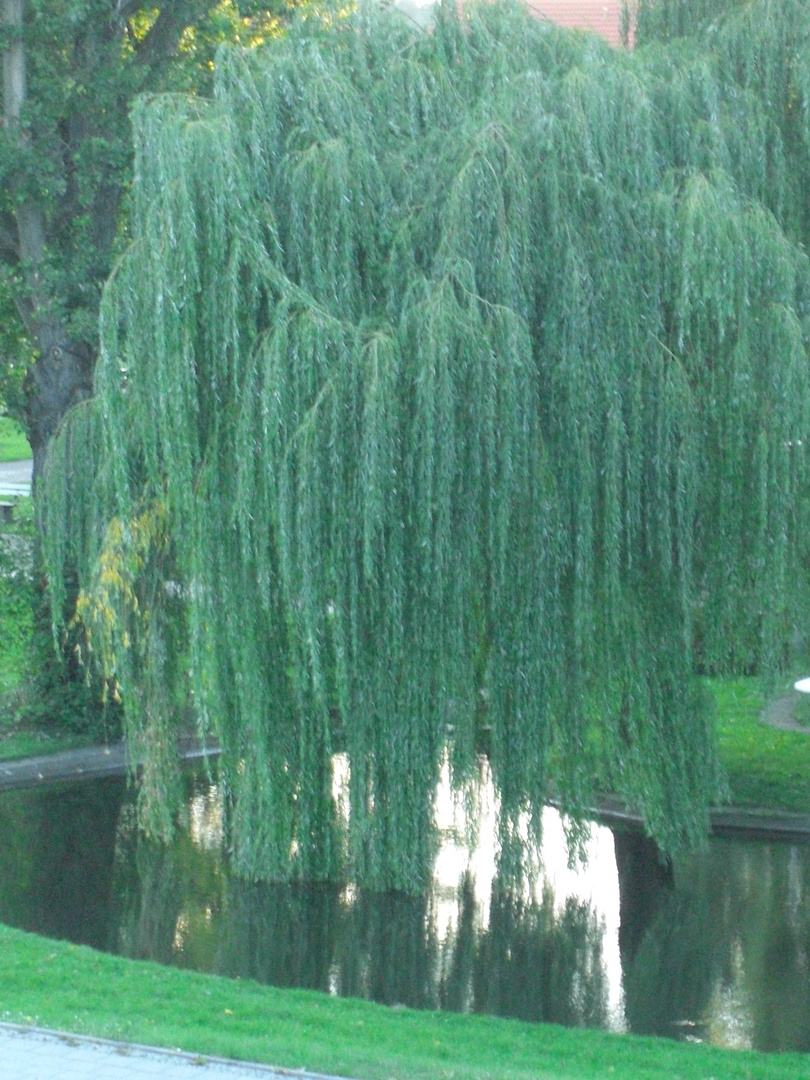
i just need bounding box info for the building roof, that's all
[526,0,626,46]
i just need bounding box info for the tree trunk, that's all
[1,0,23,125]
[613,827,674,966]
[24,335,95,485]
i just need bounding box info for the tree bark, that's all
[1,0,24,126]
[24,339,95,483]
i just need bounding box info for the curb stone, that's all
[0,1021,352,1080]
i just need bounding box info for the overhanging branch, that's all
[135,0,211,67]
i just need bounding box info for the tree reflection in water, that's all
[444,877,609,1027]
[218,882,343,993]
[210,873,608,1025]
[106,766,611,1026]
[5,770,810,1051]
[622,839,810,1051]
[0,777,123,948]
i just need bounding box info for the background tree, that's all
[0,0,281,478]
[43,0,810,891]
[1,0,285,727]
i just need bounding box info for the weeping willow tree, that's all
[40,0,810,890]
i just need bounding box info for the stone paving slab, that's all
[0,1023,346,1080]
[0,458,32,497]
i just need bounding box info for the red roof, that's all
[525,0,626,46]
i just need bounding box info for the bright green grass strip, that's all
[0,728,91,760]
[0,418,31,462]
[0,923,807,1080]
[710,676,810,814]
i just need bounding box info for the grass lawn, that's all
[0,722,90,761]
[711,676,810,815]
[0,417,31,462]
[0,921,807,1080]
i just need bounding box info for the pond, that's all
[0,762,808,1053]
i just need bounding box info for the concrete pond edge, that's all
[2,733,810,844]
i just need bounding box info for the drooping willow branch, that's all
[42,0,810,890]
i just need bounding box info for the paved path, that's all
[0,457,32,498]
[763,692,809,732]
[0,1023,343,1080]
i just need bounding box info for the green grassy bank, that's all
[0,922,806,1080]
[0,417,31,463]
[712,676,810,814]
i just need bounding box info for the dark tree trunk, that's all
[613,827,674,966]
[24,334,95,486]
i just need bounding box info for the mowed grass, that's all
[1,922,808,1080]
[0,417,31,462]
[711,676,810,814]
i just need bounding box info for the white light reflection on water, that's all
[535,809,625,1031]
[706,940,754,1050]
[188,784,224,850]
[332,750,626,1030]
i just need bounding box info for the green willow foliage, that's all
[41,0,810,890]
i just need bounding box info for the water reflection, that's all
[1,768,810,1052]
[0,777,122,948]
[112,787,227,973]
[623,839,810,1051]
[612,829,674,963]
[211,873,609,1027]
[450,880,610,1027]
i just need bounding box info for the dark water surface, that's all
[1,768,809,1052]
